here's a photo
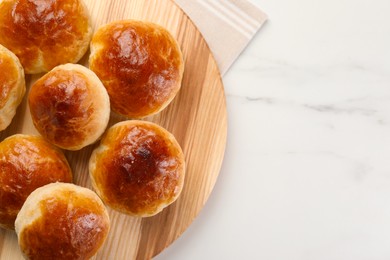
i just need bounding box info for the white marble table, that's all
[157,0,390,259]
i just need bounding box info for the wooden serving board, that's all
[0,0,227,259]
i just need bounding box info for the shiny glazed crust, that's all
[0,135,72,230]
[89,20,184,118]
[89,120,185,217]
[28,64,110,150]
[0,0,92,74]
[0,44,26,131]
[15,183,110,260]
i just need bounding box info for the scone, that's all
[89,20,184,119]
[15,183,110,260]
[89,120,185,217]
[0,134,72,230]
[28,64,110,150]
[0,44,26,131]
[0,0,92,74]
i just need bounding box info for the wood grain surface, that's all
[0,0,227,259]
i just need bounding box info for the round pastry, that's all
[0,134,72,230]
[0,0,92,74]
[15,183,110,260]
[89,20,184,119]
[89,120,185,217]
[0,44,26,131]
[28,63,110,150]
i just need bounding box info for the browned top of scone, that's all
[18,187,109,260]
[28,67,96,150]
[91,121,185,216]
[0,135,72,229]
[0,0,91,74]
[0,49,18,109]
[89,20,184,118]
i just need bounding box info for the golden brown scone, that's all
[28,64,110,150]
[0,44,26,131]
[89,20,184,119]
[0,134,72,230]
[15,183,110,260]
[0,0,92,74]
[89,120,185,217]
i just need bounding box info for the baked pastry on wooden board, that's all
[89,120,185,217]
[0,135,72,230]
[28,64,110,150]
[0,44,25,131]
[15,183,110,260]
[89,20,184,118]
[0,0,92,74]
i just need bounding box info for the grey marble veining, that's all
[158,0,390,259]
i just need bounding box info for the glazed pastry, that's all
[0,134,72,230]
[89,120,185,217]
[0,44,25,131]
[0,0,92,74]
[28,64,110,150]
[89,20,184,118]
[15,183,110,260]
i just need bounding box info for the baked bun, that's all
[28,64,110,150]
[89,20,184,119]
[89,120,185,217]
[15,183,110,260]
[0,134,72,230]
[0,0,92,74]
[0,44,25,131]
